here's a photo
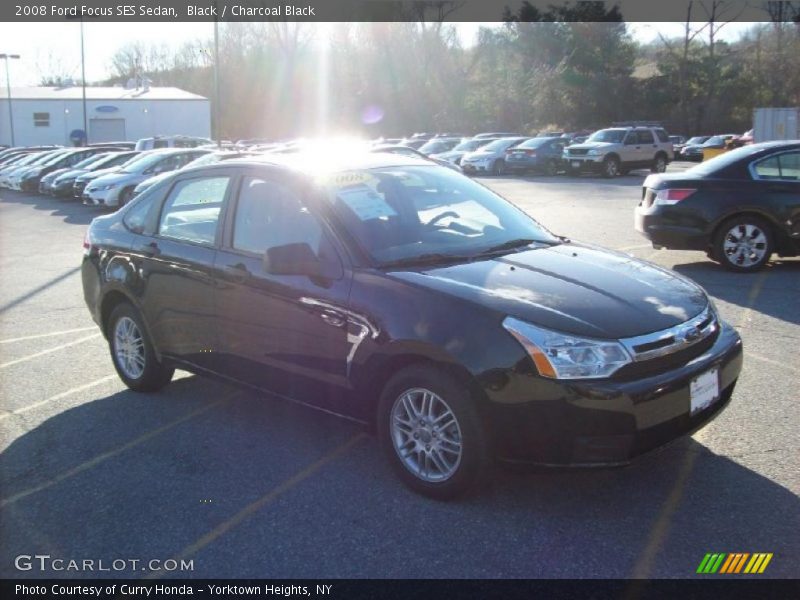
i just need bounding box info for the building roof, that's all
[0,86,207,101]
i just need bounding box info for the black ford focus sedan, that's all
[82,152,742,499]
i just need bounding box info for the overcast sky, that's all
[0,21,756,87]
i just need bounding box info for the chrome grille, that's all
[568,148,589,156]
[620,306,718,362]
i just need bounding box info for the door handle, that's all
[319,310,346,328]
[223,263,250,282]
[141,241,160,257]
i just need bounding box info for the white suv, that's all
[564,127,674,178]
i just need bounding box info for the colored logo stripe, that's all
[744,553,773,574]
[697,553,726,573]
[697,553,773,574]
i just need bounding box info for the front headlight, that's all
[587,149,601,156]
[101,183,119,190]
[502,317,632,379]
[23,170,41,179]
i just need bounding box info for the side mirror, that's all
[264,243,322,277]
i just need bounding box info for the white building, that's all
[0,85,210,146]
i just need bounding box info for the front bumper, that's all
[488,321,743,465]
[84,186,119,207]
[461,161,493,174]
[563,155,608,173]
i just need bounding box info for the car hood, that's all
[462,150,499,160]
[44,168,71,180]
[569,141,616,151]
[389,242,708,339]
[432,150,467,160]
[135,171,173,190]
[54,168,87,182]
[90,171,138,187]
[78,167,120,182]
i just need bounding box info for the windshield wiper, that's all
[476,237,559,257]
[380,253,470,269]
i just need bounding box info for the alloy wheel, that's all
[114,316,146,379]
[723,223,768,268]
[390,388,463,483]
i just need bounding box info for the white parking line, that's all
[0,333,101,369]
[0,374,117,420]
[746,351,799,374]
[0,394,238,509]
[0,326,98,344]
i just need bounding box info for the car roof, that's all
[195,150,434,175]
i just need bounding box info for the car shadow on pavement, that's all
[673,260,800,326]
[0,189,102,226]
[1,374,797,578]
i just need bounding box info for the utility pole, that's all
[214,9,221,149]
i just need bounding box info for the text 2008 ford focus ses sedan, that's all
[82,152,742,499]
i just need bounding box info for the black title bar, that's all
[3,0,800,22]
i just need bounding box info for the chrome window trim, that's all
[620,305,717,362]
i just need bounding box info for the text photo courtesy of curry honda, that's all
[0,1,798,595]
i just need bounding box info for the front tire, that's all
[491,159,506,176]
[651,153,668,173]
[118,187,134,208]
[377,365,490,500]
[108,303,174,392]
[544,159,559,176]
[713,215,773,272]
[602,156,620,178]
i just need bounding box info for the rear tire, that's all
[712,215,773,272]
[377,365,490,500]
[108,303,174,392]
[544,159,559,176]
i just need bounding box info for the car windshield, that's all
[588,129,626,143]
[320,165,560,266]
[518,138,551,149]
[453,139,491,152]
[419,140,455,154]
[686,137,708,144]
[73,154,107,169]
[184,153,224,168]
[10,154,40,166]
[478,138,522,152]
[120,152,171,173]
[92,152,135,169]
[704,136,725,146]
[30,151,64,165]
[41,152,73,166]
[687,145,773,176]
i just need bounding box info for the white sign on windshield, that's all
[338,186,398,221]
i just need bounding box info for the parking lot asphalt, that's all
[1,164,798,579]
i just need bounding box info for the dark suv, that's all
[82,153,742,499]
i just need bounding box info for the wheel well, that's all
[100,291,131,338]
[362,354,485,432]
[655,151,668,160]
[604,153,620,162]
[711,211,775,245]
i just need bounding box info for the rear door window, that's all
[637,131,655,144]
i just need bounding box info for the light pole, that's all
[0,53,21,147]
[80,20,88,145]
[213,12,221,149]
